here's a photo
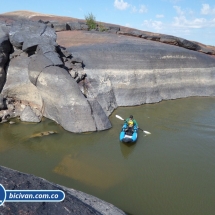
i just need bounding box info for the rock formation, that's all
[58,31,215,117]
[0,165,126,215]
[0,11,214,132]
[0,17,111,132]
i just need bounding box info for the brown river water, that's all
[0,97,215,215]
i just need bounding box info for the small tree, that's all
[85,13,97,30]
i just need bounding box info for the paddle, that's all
[115,115,151,134]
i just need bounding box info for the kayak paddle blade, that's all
[115,115,124,121]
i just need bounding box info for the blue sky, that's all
[0,0,215,45]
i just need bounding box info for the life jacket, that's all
[128,120,134,127]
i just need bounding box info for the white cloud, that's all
[141,4,215,45]
[139,5,148,13]
[142,5,215,35]
[201,4,210,14]
[143,20,163,31]
[114,1,147,14]
[131,6,137,13]
[173,16,208,28]
[201,4,215,15]
[114,0,130,10]
[156,14,164,18]
[173,5,184,16]
[132,4,147,13]
[172,5,215,29]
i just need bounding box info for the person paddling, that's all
[125,115,138,135]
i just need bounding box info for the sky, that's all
[0,0,215,46]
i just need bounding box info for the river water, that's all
[0,97,215,215]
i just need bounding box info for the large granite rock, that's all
[0,165,126,215]
[0,24,11,92]
[0,20,111,132]
[59,31,215,115]
[9,20,57,51]
[87,99,112,130]
[0,67,6,92]
[36,66,97,132]
[2,55,43,111]
[20,105,41,122]
[28,54,53,85]
[0,93,5,110]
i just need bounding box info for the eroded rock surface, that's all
[0,165,126,215]
[58,31,215,115]
[0,19,109,131]
[36,66,96,132]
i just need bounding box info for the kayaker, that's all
[125,115,138,135]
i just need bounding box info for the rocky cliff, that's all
[0,11,215,132]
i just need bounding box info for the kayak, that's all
[119,123,138,143]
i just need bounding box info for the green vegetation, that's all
[98,22,107,32]
[85,13,97,30]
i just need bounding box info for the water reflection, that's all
[119,142,136,159]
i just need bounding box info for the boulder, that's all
[50,21,67,32]
[0,67,6,93]
[87,99,112,130]
[142,34,160,41]
[20,105,41,122]
[117,30,142,37]
[0,24,11,92]
[44,51,63,66]
[66,22,82,30]
[177,38,201,51]
[36,44,56,55]
[0,93,5,110]
[2,55,43,111]
[9,20,44,49]
[58,46,72,58]
[71,57,83,64]
[159,35,179,45]
[22,36,57,53]
[81,24,89,31]
[36,66,97,133]
[28,54,53,85]
[3,55,32,90]
[0,26,11,61]
[107,25,120,32]
[199,46,215,55]
[64,61,74,70]
[9,49,24,59]
[9,20,57,51]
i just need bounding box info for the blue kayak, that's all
[119,123,138,143]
